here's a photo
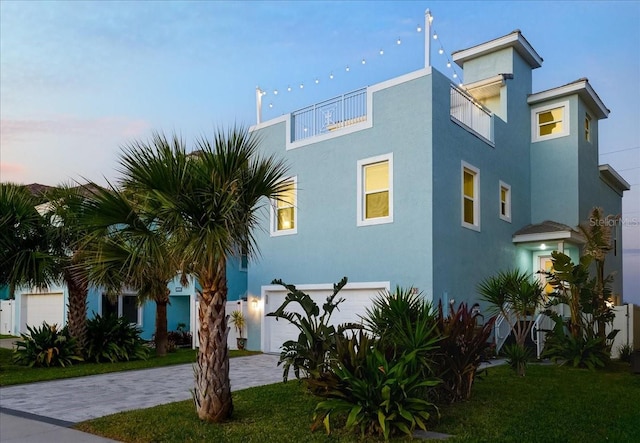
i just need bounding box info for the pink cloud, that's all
[0,162,27,183]
[0,116,151,143]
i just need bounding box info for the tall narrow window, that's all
[585,114,592,142]
[499,181,511,222]
[270,177,297,236]
[357,153,393,226]
[461,161,480,231]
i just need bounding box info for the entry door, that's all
[538,256,555,295]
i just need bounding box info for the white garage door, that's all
[262,282,389,354]
[20,292,65,333]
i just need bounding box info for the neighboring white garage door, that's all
[20,292,65,333]
[261,281,389,354]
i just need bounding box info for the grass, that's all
[76,362,640,443]
[0,347,260,386]
[0,334,18,339]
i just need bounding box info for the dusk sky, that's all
[1,1,639,302]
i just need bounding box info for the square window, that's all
[531,101,570,142]
[357,154,393,226]
[499,181,511,223]
[461,161,480,231]
[270,177,297,236]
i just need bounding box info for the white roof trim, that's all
[513,231,584,244]
[452,31,543,69]
[528,79,609,119]
[599,164,631,196]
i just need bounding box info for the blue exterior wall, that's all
[248,70,434,350]
[226,255,248,301]
[0,286,9,300]
[431,48,534,310]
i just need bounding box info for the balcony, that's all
[450,85,493,144]
[290,87,367,142]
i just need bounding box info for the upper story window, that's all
[585,113,592,142]
[270,177,297,236]
[461,161,480,231]
[499,181,511,223]
[357,153,393,226]
[531,101,570,142]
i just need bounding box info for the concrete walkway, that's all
[0,354,282,442]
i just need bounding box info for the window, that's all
[499,181,511,222]
[532,101,569,142]
[585,113,592,142]
[357,153,393,226]
[101,293,142,326]
[461,161,480,231]
[240,254,248,271]
[270,177,297,236]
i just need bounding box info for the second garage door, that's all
[20,292,65,333]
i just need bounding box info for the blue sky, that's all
[1,1,639,301]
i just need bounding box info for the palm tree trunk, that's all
[155,289,170,357]
[64,268,88,353]
[194,259,232,422]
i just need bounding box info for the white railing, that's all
[291,88,367,142]
[450,86,492,142]
[494,303,517,354]
[531,311,554,359]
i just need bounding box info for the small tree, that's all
[478,269,545,348]
[229,310,246,338]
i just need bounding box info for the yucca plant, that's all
[503,343,532,376]
[13,322,83,367]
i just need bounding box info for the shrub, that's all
[13,322,82,367]
[267,277,361,382]
[503,343,532,376]
[542,318,614,370]
[618,343,633,363]
[433,301,495,403]
[85,313,149,362]
[166,323,192,348]
[363,287,438,374]
[310,331,439,441]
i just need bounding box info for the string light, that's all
[262,12,463,113]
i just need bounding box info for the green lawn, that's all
[76,362,640,443]
[0,347,259,386]
[0,334,18,339]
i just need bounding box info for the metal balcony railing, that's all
[291,88,367,142]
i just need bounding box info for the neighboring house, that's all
[9,256,247,341]
[246,28,629,352]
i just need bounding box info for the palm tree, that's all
[0,183,57,298]
[78,184,180,356]
[117,128,288,422]
[478,269,545,348]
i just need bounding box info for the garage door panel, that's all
[263,285,386,354]
[20,292,65,333]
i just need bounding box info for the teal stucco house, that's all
[245,27,629,352]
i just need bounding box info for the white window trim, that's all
[461,161,480,232]
[270,176,298,237]
[100,293,143,327]
[531,100,570,142]
[357,153,394,227]
[585,113,592,143]
[499,180,512,223]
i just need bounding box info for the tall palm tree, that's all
[0,183,58,298]
[78,184,180,356]
[117,128,288,422]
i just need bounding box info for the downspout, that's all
[255,87,264,125]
